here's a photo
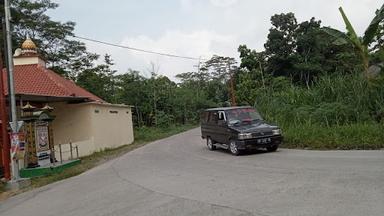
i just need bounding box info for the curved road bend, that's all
[1,127,383,216]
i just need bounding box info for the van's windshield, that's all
[225,108,263,125]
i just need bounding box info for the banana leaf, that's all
[339,7,360,44]
[322,27,350,45]
[363,4,384,46]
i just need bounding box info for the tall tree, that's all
[293,18,324,86]
[76,54,116,102]
[264,13,298,76]
[262,12,360,84]
[202,55,238,105]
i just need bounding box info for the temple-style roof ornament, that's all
[21,37,37,55]
[41,103,54,112]
[21,102,36,111]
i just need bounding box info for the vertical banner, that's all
[10,133,20,159]
[10,132,25,159]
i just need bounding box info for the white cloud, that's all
[180,0,239,11]
[83,30,238,80]
[180,0,193,11]
[209,0,239,7]
[72,0,382,81]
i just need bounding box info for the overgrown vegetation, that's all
[1,1,384,149]
[250,73,384,149]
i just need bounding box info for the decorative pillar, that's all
[21,102,55,168]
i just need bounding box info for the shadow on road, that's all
[212,148,276,156]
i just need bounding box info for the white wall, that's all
[51,102,95,159]
[90,104,134,151]
[51,102,134,160]
[13,56,46,67]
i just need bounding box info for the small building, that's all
[0,38,134,176]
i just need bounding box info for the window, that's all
[225,108,263,125]
[109,110,118,114]
[208,111,218,124]
[201,112,209,123]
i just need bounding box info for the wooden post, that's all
[75,146,79,159]
[69,142,73,160]
[59,144,62,164]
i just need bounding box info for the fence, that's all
[54,142,79,164]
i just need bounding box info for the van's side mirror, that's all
[218,112,225,120]
[218,112,226,125]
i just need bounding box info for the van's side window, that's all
[205,112,209,122]
[208,111,218,124]
[201,112,209,123]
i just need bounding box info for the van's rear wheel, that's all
[229,140,240,156]
[266,145,278,152]
[207,137,216,150]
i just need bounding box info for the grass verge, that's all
[0,124,197,199]
[282,123,384,150]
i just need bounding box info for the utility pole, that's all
[228,61,237,106]
[4,0,20,181]
[0,17,11,180]
[193,56,202,98]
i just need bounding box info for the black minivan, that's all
[201,106,283,155]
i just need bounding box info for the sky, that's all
[49,0,382,79]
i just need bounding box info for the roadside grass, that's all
[282,123,384,150]
[0,124,197,198]
[0,181,5,193]
[251,73,384,150]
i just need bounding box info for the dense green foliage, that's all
[2,1,384,149]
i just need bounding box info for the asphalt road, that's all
[1,127,383,216]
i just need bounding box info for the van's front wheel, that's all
[229,140,241,156]
[207,137,216,150]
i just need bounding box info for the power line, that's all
[72,35,208,61]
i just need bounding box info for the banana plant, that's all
[323,4,384,77]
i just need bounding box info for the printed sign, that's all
[10,132,26,159]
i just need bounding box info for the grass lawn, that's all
[0,124,197,200]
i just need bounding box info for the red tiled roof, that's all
[2,64,104,102]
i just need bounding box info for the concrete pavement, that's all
[1,127,383,216]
